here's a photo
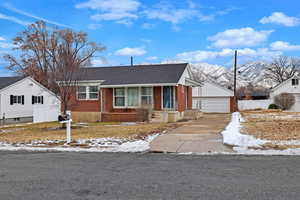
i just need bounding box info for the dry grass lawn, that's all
[241,110,300,141]
[0,122,178,144]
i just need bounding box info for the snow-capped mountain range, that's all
[190,61,275,89]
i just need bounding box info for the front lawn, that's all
[0,121,177,144]
[240,110,300,149]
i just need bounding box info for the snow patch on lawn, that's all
[221,112,300,155]
[0,134,159,153]
[221,112,267,148]
[234,146,300,155]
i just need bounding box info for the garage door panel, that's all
[201,98,230,113]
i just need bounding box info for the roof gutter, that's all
[99,83,178,88]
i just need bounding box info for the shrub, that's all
[274,93,295,110]
[136,104,152,122]
[268,104,279,109]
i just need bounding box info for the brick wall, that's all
[65,89,101,112]
[230,96,236,112]
[176,85,186,112]
[153,86,162,110]
[101,88,113,112]
[101,112,138,122]
[187,86,193,110]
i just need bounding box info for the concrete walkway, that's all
[150,114,233,153]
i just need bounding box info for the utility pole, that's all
[233,50,238,111]
[130,56,133,66]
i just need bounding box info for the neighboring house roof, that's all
[205,77,234,94]
[0,76,60,101]
[270,75,298,92]
[75,63,189,86]
[0,76,24,90]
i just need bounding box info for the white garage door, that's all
[201,97,230,113]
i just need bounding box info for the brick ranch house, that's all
[64,63,200,122]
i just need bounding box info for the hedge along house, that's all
[66,63,200,122]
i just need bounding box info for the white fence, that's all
[33,104,60,123]
[238,99,272,111]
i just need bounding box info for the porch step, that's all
[150,111,167,123]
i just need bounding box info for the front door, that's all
[163,86,174,109]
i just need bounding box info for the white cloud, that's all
[115,47,146,56]
[208,27,273,48]
[0,12,31,26]
[140,38,152,44]
[3,3,71,28]
[270,41,300,51]
[91,58,107,66]
[0,37,5,41]
[146,56,158,60]
[142,23,155,29]
[144,1,209,24]
[143,1,237,25]
[76,0,140,24]
[260,12,300,27]
[176,48,281,62]
[91,12,137,21]
[115,19,133,26]
[88,23,102,30]
[0,42,16,49]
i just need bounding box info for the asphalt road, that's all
[1,152,300,200]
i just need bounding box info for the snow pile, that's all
[0,134,159,153]
[221,112,267,148]
[234,147,300,155]
[221,112,300,155]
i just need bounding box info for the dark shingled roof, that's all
[77,63,188,86]
[0,76,24,90]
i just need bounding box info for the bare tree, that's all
[265,56,300,85]
[4,21,105,113]
[274,93,295,110]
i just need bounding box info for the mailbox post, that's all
[66,111,72,143]
[58,111,72,144]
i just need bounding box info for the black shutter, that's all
[32,96,34,104]
[22,95,24,105]
[41,96,44,104]
[10,95,13,105]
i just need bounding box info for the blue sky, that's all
[0,0,300,76]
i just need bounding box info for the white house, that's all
[0,76,61,124]
[192,81,234,113]
[270,76,300,112]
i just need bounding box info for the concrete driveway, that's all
[150,113,233,153]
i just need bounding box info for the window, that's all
[89,86,99,99]
[127,87,139,107]
[292,79,299,86]
[77,86,99,100]
[77,86,87,100]
[141,87,153,106]
[10,95,24,105]
[114,88,125,107]
[32,96,44,104]
[113,87,153,108]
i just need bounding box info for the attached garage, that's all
[192,81,233,113]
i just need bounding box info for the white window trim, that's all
[88,86,99,100]
[113,88,127,108]
[161,86,176,111]
[292,78,299,86]
[113,87,154,109]
[77,86,99,101]
[141,87,153,108]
